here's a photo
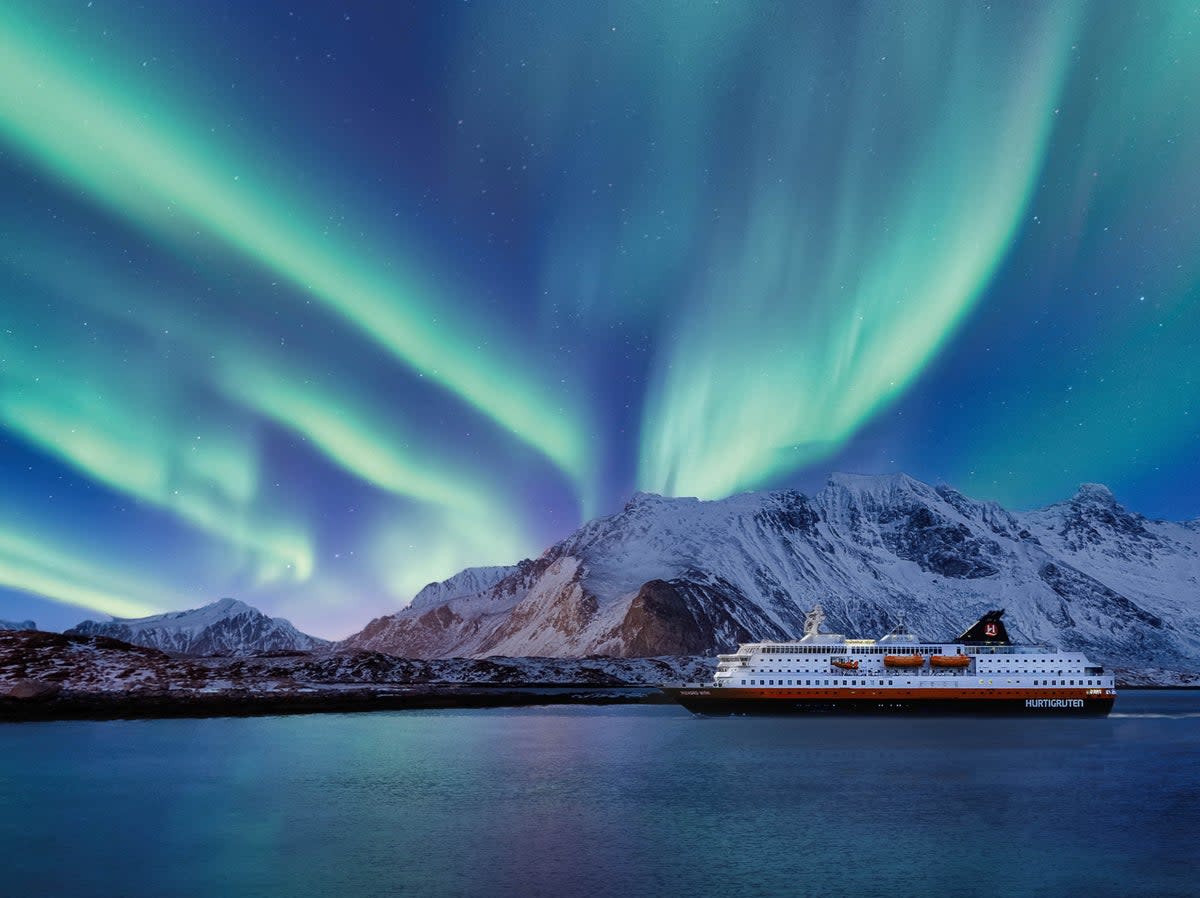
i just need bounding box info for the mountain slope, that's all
[67,598,329,656]
[341,474,1200,674]
[0,620,36,632]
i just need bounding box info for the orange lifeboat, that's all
[884,654,924,668]
[831,658,859,670]
[930,654,971,668]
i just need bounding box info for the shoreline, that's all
[0,685,670,723]
[3,683,1195,723]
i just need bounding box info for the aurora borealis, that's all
[1,1,1197,636]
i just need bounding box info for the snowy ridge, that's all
[341,474,1200,680]
[0,620,36,631]
[67,598,329,656]
[408,565,518,610]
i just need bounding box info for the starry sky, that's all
[1,1,1197,637]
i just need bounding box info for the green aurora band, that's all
[0,525,172,619]
[2,248,534,607]
[947,4,1200,505]
[0,6,589,494]
[0,301,314,583]
[638,5,1082,498]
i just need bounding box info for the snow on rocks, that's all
[341,473,1200,681]
[67,598,329,656]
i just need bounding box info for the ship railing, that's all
[964,645,1051,655]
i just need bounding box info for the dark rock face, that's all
[754,492,820,534]
[612,580,711,656]
[878,506,1001,579]
[610,576,784,657]
[1038,563,1162,628]
[1033,558,1189,665]
[1052,484,1161,559]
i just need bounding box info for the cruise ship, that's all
[662,606,1116,715]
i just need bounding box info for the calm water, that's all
[1,691,1197,898]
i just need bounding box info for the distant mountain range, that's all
[0,620,36,632]
[341,474,1200,674]
[67,598,328,656]
[28,474,1200,681]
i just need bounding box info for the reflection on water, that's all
[1111,712,1200,718]
[0,690,1196,897]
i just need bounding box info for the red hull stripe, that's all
[677,688,1112,701]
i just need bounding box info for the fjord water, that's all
[1,692,1196,898]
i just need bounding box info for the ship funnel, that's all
[956,609,1011,645]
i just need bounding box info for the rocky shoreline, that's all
[0,685,670,723]
[2,630,1193,723]
[0,630,700,722]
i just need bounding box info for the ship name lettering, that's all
[1024,699,1085,709]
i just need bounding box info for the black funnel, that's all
[956,609,1011,645]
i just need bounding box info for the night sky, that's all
[1,2,1197,637]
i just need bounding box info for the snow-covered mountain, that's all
[67,598,329,656]
[409,565,518,611]
[341,473,1200,675]
[0,620,36,631]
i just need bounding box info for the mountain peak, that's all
[1073,483,1117,504]
[821,472,939,510]
[826,471,925,492]
[624,491,673,510]
[207,597,254,615]
[67,598,327,656]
